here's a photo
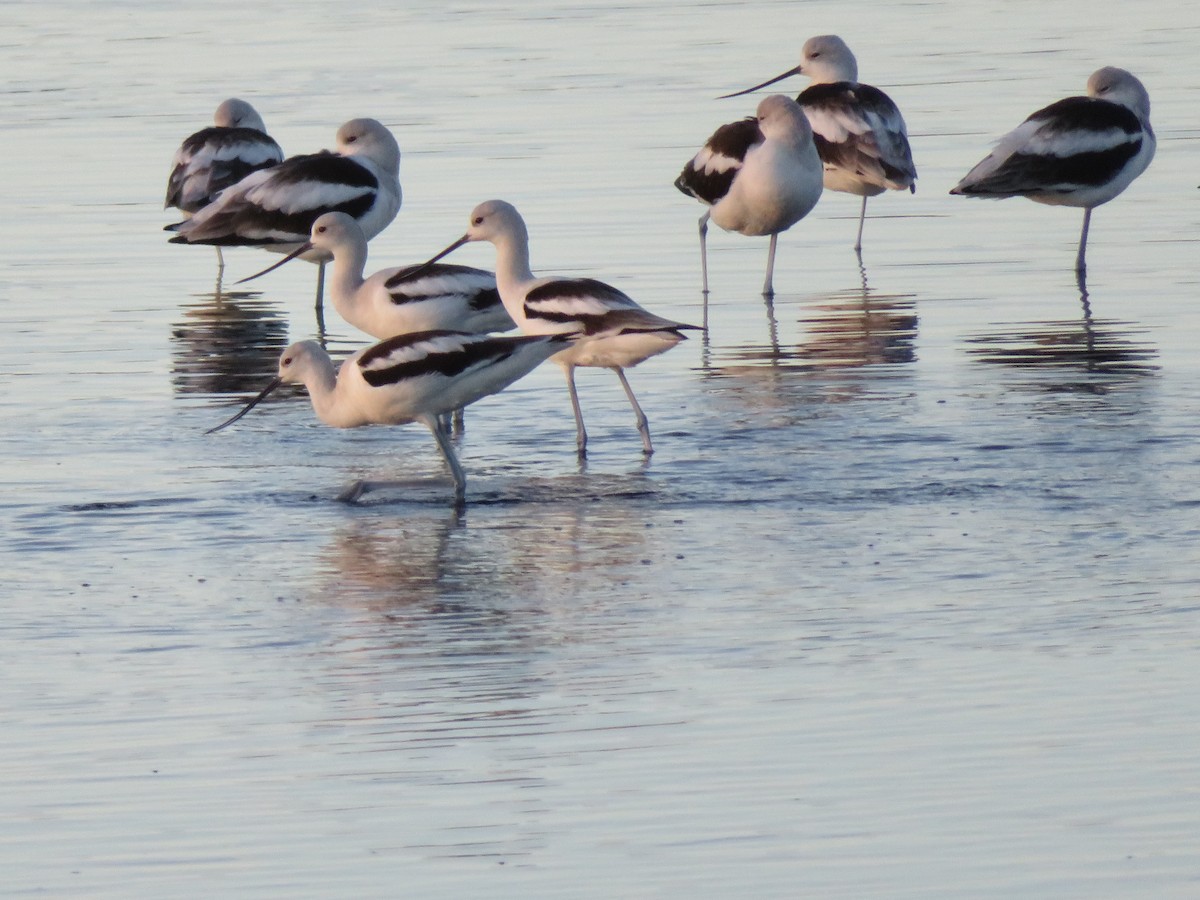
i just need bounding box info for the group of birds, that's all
[166,105,698,503]
[165,35,1156,504]
[674,36,1154,290]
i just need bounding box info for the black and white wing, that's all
[951,97,1145,198]
[674,117,763,206]
[801,82,917,191]
[525,279,698,338]
[166,126,284,213]
[168,151,382,246]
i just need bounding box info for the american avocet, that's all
[951,67,1155,275]
[167,118,402,308]
[208,331,572,504]
[165,98,284,271]
[675,94,823,296]
[720,35,917,252]
[415,200,699,457]
[238,212,513,339]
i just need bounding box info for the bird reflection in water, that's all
[317,509,467,610]
[306,503,676,863]
[315,500,655,617]
[794,260,917,369]
[965,271,1158,383]
[703,258,918,374]
[697,261,918,425]
[170,285,291,396]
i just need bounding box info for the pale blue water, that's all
[3,1,1200,897]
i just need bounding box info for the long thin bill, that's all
[717,65,804,99]
[401,234,471,282]
[206,378,283,433]
[236,242,314,284]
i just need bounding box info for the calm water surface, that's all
[3,1,1200,896]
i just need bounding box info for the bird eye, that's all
[473,216,484,226]
[346,135,358,143]
[317,226,327,234]
[282,357,293,366]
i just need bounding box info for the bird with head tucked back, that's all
[167,117,402,308]
[950,66,1155,275]
[165,98,284,270]
[718,35,917,253]
[675,94,824,296]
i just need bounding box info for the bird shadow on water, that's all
[964,271,1159,390]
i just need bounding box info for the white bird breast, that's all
[562,330,684,369]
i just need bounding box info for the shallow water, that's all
[4,1,1200,896]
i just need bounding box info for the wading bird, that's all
[168,118,402,308]
[165,98,284,271]
[415,200,699,457]
[238,211,512,340]
[950,67,1154,275]
[208,330,572,504]
[675,94,823,295]
[719,35,917,253]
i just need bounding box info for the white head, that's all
[307,211,364,255]
[206,340,332,433]
[800,35,858,84]
[336,118,402,175]
[462,199,528,246]
[276,340,329,386]
[411,200,528,275]
[719,33,858,99]
[1086,67,1151,122]
[756,94,813,142]
[214,98,267,131]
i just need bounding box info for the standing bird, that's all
[950,67,1155,275]
[207,331,573,504]
[167,118,402,309]
[675,94,823,296]
[719,35,917,253]
[415,200,699,457]
[238,212,513,339]
[164,98,284,271]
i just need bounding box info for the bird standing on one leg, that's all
[950,66,1155,276]
[719,35,917,253]
[165,98,284,273]
[675,94,823,296]
[167,118,402,310]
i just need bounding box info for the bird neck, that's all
[327,242,368,305]
[302,358,348,427]
[807,63,856,86]
[491,231,537,301]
